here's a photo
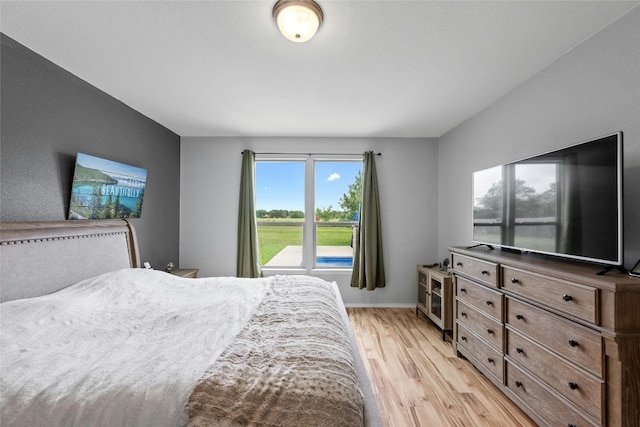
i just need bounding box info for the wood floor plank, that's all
[348,308,537,427]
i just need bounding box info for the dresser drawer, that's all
[457,322,504,382]
[456,276,503,322]
[506,329,604,423]
[502,265,598,324]
[452,253,499,288]
[506,361,598,427]
[457,300,503,351]
[506,297,603,377]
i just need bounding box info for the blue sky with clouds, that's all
[256,161,362,212]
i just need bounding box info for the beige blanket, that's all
[187,275,364,427]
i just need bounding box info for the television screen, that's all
[473,132,622,266]
[68,153,147,220]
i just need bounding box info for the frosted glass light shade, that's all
[273,0,323,43]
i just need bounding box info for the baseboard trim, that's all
[344,303,415,309]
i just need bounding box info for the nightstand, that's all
[168,268,199,278]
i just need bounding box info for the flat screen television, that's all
[68,153,147,220]
[472,132,622,266]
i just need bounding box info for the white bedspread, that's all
[0,269,271,427]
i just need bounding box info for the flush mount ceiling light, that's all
[273,0,323,43]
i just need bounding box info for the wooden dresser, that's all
[449,246,640,427]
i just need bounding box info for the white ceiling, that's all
[1,1,638,138]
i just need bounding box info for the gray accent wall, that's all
[1,34,181,268]
[437,7,640,269]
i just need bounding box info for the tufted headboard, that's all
[0,220,139,303]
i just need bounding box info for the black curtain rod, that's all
[241,151,381,156]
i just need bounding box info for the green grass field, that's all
[257,223,353,265]
[257,225,302,265]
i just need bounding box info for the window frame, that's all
[255,154,362,274]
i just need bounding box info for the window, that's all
[255,161,305,267]
[255,156,362,270]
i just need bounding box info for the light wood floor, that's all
[347,308,537,427]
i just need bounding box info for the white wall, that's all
[180,137,439,306]
[437,6,640,268]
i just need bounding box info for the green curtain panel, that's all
[236,150,262,278]
[351,151,386,290]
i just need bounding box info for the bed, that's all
[0,220,382,427]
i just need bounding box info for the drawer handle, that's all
[456,262,463,267]
[568,382,579,390]
[486,300,493,306]
[515,381,523,388]
[460,288,467,293]
[516,348,524,354]
[461,312,467,317]
[562,294,573,302]
[568,339,580,347]
[511,277,519,284]
[481,270,489,275]
[487,329,494,335]
[487,357,494,364]
[461,336,467,342]
[515,314,524,320]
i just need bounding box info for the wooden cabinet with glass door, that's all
[417,265,453,340]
